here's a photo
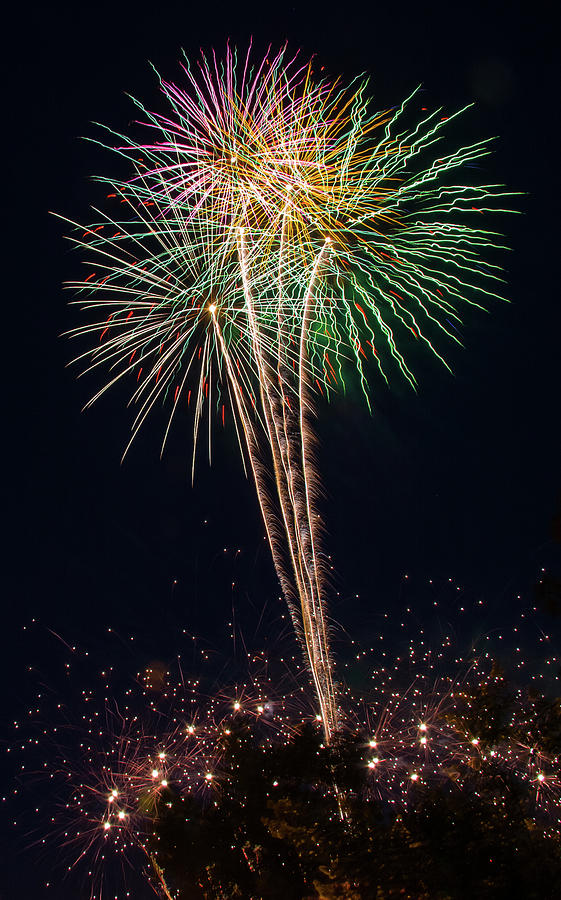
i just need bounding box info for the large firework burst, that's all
[60,43,512,739]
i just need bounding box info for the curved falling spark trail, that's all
[60,44,514,742]
[209,228,337,736]
[236,227,337,737]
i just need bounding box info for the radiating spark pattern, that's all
[9,585,560,897]
[60,44,514,740]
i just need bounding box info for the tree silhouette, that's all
[148,679,561,899]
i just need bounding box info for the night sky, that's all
[3,0,559,896]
